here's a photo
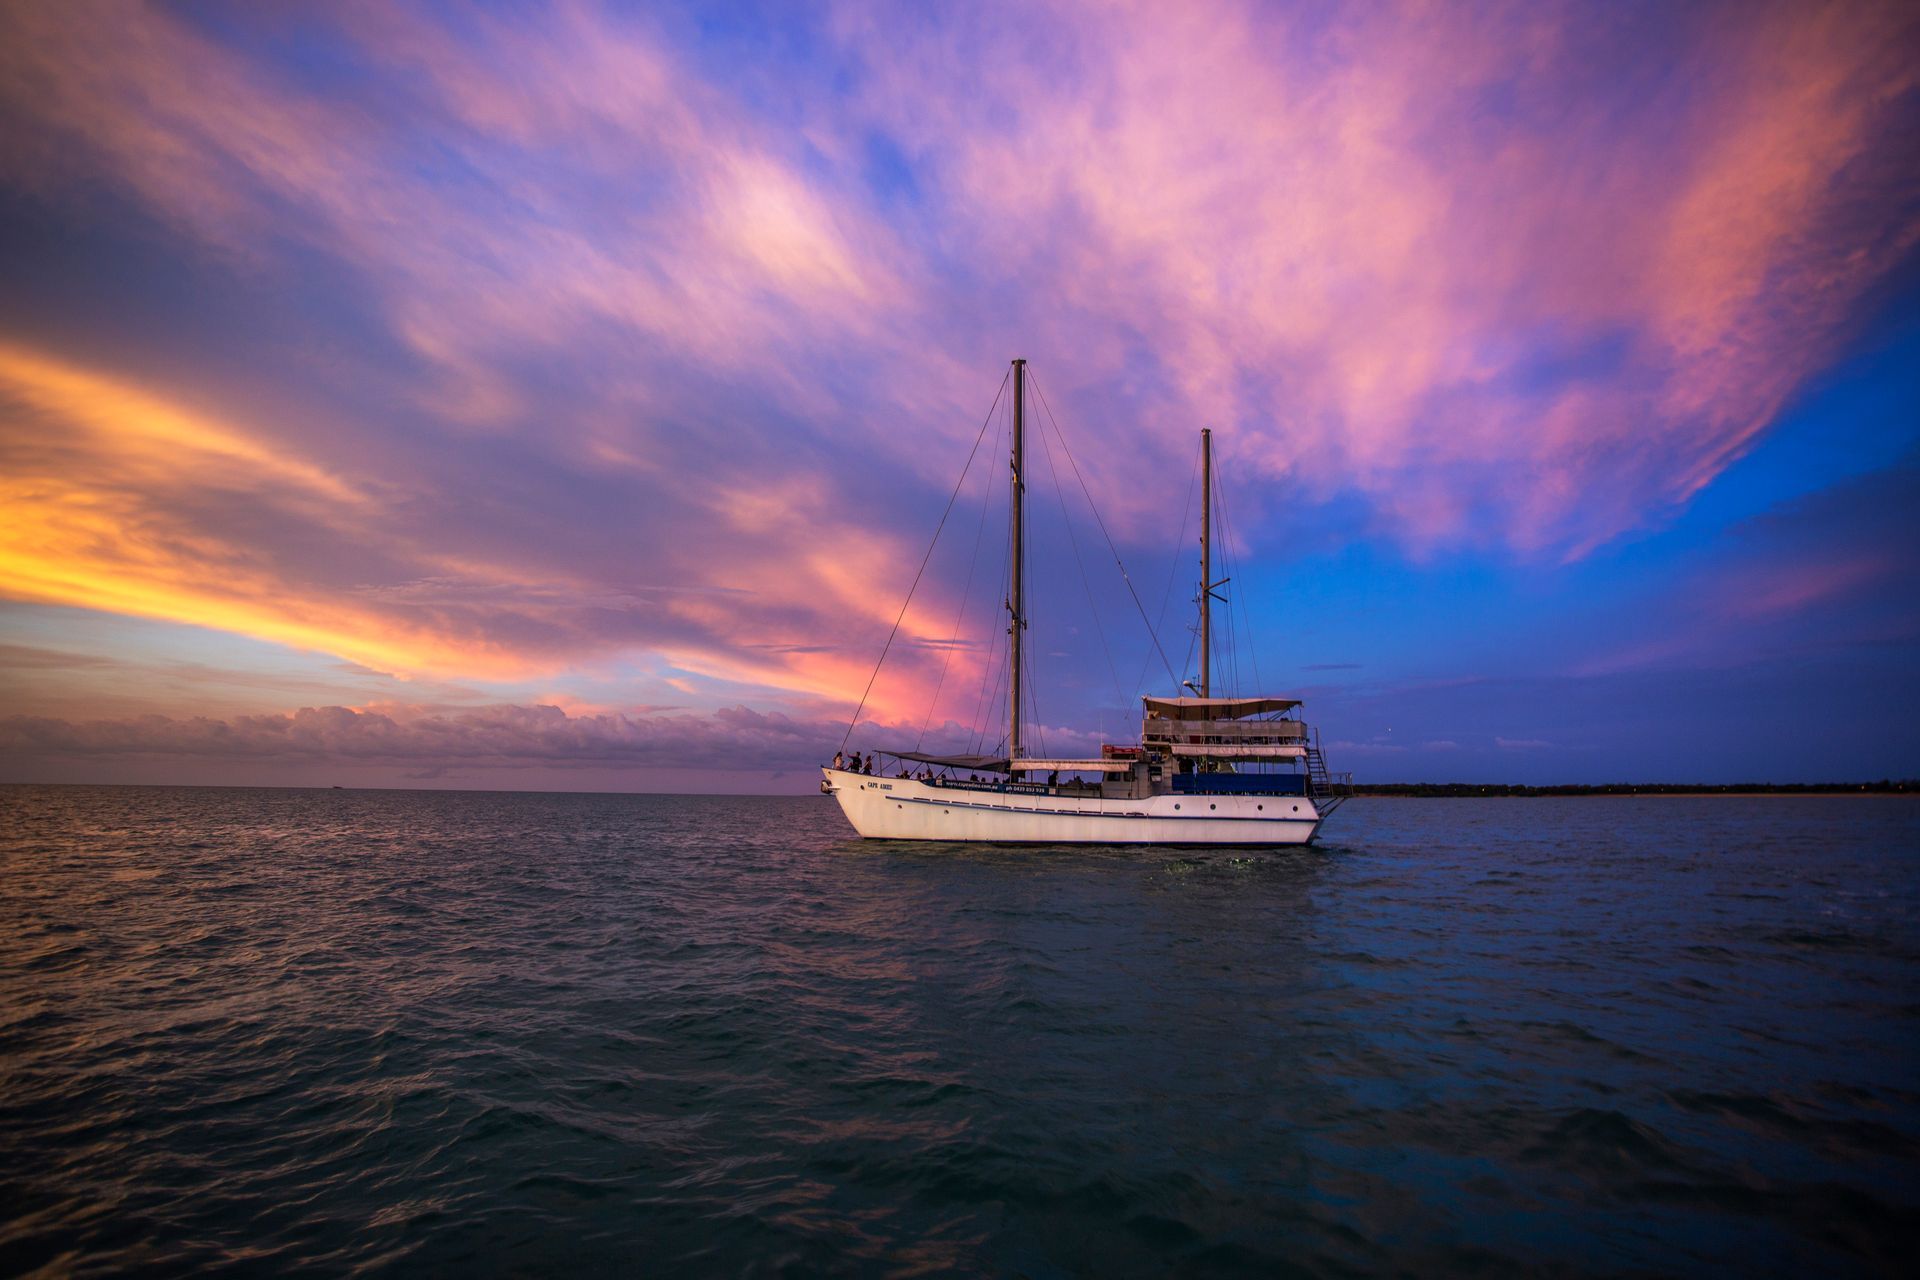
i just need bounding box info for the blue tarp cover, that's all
[1172,773,1306,795]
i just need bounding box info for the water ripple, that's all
[1,786,1916,1275]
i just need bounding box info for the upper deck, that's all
[1141,695,1309,760]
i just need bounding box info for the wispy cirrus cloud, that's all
[0,336,986,711]
[0,0,1010,720]
[838,0,1920,552]
[0,0,1914,782]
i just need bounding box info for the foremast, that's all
[1200,426,1211,698]
[1008,358,1027,777]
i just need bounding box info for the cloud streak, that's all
[847,0,1920,552]
[0,0,1914,780]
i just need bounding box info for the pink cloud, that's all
[835,0,1920,552]
[0,0,1913,748]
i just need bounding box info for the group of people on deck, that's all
[831,752,1085,790]
[830,750,946,782]
[832,751,874,774]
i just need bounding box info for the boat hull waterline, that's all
[822,769,1323,845]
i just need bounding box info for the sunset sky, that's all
[2,0,1916,791]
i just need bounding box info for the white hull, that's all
[822,768,1322,845]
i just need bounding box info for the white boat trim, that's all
[823,769,1324,845]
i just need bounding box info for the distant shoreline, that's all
[3,779,1914,799]
[1353,782,1916,797]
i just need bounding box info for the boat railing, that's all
[1142,719,1309,743]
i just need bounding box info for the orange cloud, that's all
[0,346,516,676]
[0,340,973,720]
[1,0,1914,751]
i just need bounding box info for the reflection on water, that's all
[1,786,1915,1275]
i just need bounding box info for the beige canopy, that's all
[1010,758,1138,774]
[1167,743,1305,759]
[1141,695,1300,721]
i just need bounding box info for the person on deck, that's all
[833,751,845,770]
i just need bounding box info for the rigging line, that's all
[975,611,1008,757]
[1020,624,1046,759]
[840,369,1010,752]
[1180,589,1199,689]
[916,398,1002,750]
[1227,512,1246,696]
[968,613,1007,754]
[968,404,1015,755]
[1212,444,1241,697]
[1215,460,1264,695]
[1032,392,1126,736]
[1132,441,1199,699]
[1180,442,1199,694]
[1028,372,1181,691]
[1227,483,1254,695]
[1212,452,1238,697]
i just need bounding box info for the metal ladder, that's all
[1305,729,1351,814]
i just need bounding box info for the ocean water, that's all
[1,786,1915,1277]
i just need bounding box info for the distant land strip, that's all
[1352,781,1917,797]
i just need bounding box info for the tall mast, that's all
[1199,427,1211,699]
[1009,358,1027,771]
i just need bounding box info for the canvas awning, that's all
[1142,695,1300,720]
[1169,743,1306,758]
[880,750,1009,771]
[1010,758,1138,774]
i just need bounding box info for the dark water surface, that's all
[2,786,1915,1276]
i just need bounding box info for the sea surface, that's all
[1,785,1915,1277]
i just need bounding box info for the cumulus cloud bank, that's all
[0,704,838,772]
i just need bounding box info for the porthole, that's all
[1292,805,1299,812]
[1257,804,1263,811]
[1173,803,1180,810]
[1209,803,1216,810]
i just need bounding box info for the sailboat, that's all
[822,359,1350,845]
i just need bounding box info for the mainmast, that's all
[1199,427,1211,699]
[1008,358,1027,772]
